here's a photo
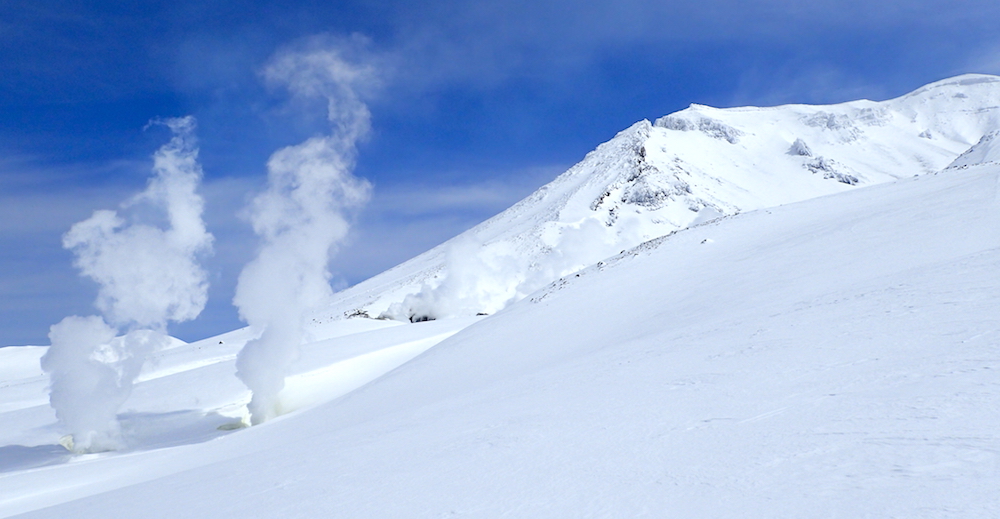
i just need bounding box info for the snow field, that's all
[0,317,473,516]
[3,74,1000,517]
[3,162,998,517]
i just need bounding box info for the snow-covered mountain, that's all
[324,73,1000,323]
[949,128,1000,168]
[3,74,1000,517]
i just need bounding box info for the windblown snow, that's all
[2,74,1000,518]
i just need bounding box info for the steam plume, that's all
[383,216,642,322]
[234,42,374,424]
[41,117,213,452]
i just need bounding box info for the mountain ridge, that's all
[8,142,998,519]
[5,75,1000,518]
[315,73,1000,324]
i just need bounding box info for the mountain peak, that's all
[901,73,1000,98]
[321,74,1000,323]
[948,130,1000,169]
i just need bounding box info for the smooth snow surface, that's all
[3,74,1000,517]
[4,159,1000,518]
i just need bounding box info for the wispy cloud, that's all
[727,65,891,108]
[369,165,561,217]
[963,47,1000,76]
[380,0,1000,92]
[0,159,144,346]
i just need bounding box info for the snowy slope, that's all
[323,74,1000,323]
[3,153,999,518]
[4,74,1000,517]
[949,129,1000,168]
[0,317,479,471]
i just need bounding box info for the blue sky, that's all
[2,0,1000,345]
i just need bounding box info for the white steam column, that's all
[234,42,374,425]
[41,117,214,453]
